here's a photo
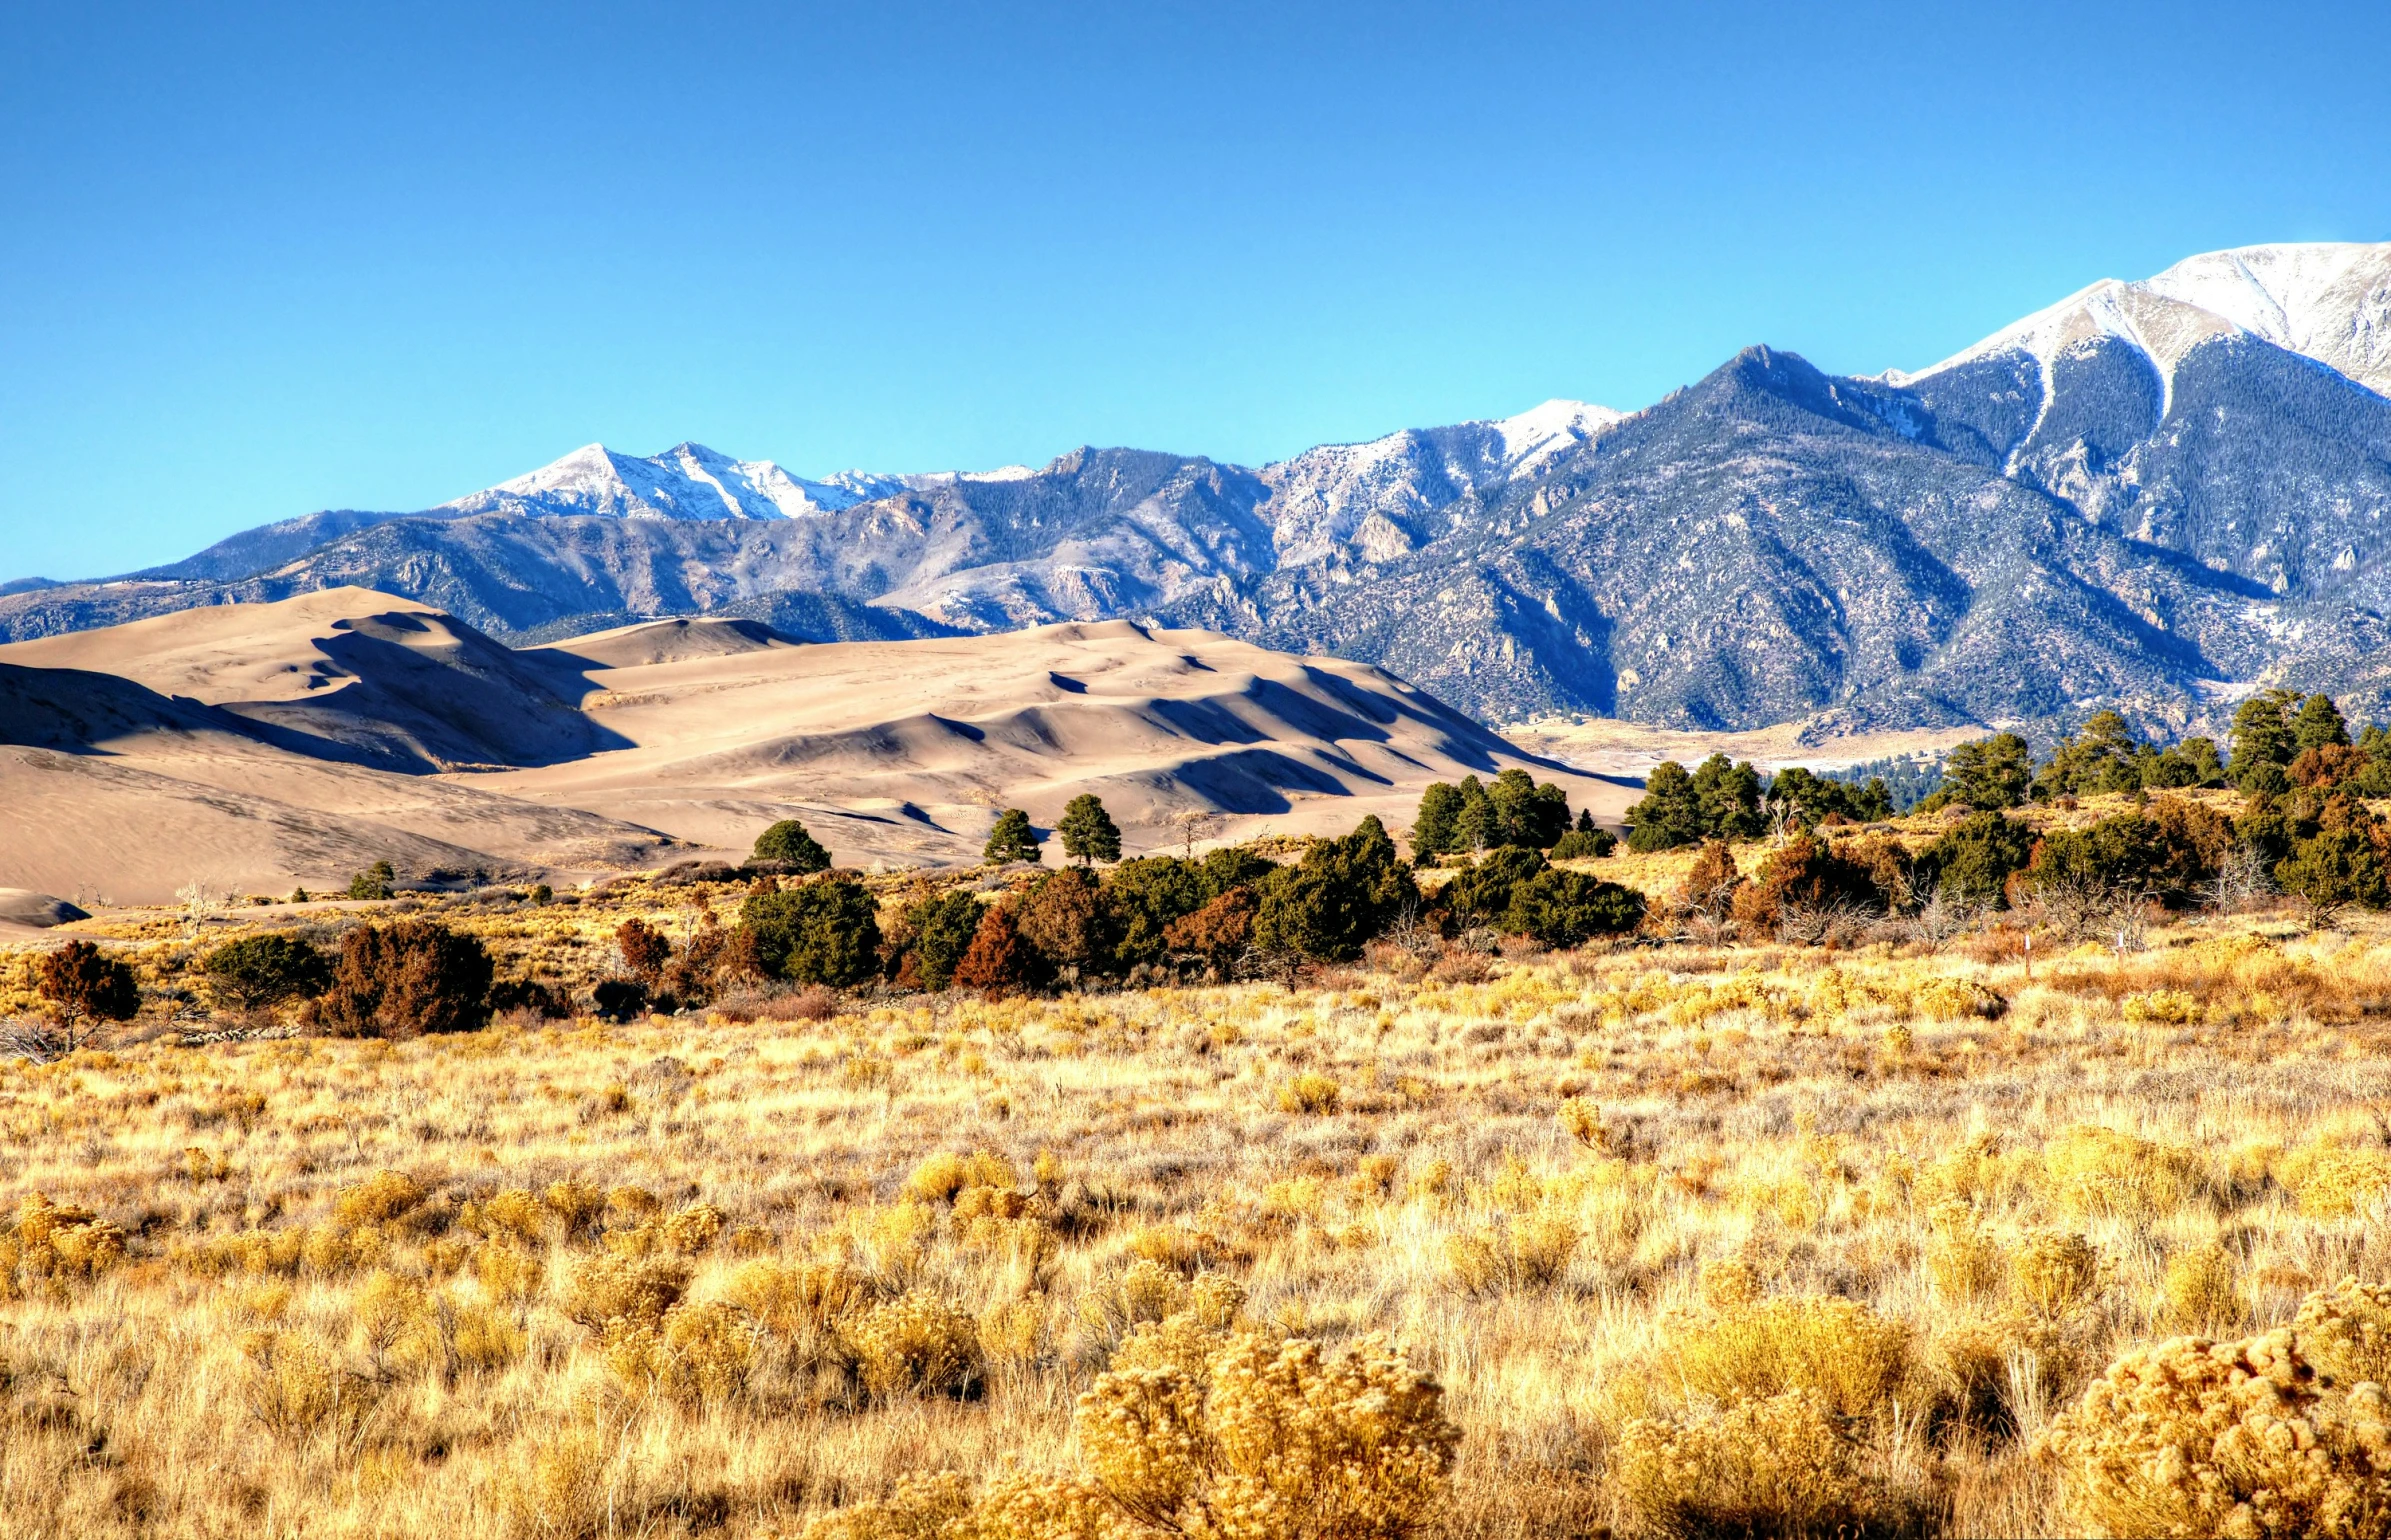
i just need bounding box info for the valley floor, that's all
[3,871,2387,1536]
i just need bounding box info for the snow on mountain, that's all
[440,442,897,521]
[1258,400,1622,564]
[1486,399,1628,472]
[1899,241,2391,398]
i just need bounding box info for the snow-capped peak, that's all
[1898,241,2391,397]
[439,442,900,521]
[1480,399,1628,472]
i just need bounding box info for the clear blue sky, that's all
[4,1,2386,581]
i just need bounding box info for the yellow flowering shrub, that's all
[2040,1287,2391,1538]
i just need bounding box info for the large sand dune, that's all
[0,592,1633,898]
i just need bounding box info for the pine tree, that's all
[753,818,832,872]
[1410,782,1466,858]
[2293,693,2352,754]
[1625,761,1705,852]
[983,808,1044,865]
[1057,794,1122,866]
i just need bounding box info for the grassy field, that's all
[5,801,2391,1537]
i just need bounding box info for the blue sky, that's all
[4,1,2387,581]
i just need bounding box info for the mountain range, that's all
[8,240,2390,739]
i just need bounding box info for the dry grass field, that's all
[7,800,2391,1537]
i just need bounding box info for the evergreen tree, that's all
[753,818,832,872]
[1057,794,1122,866]
[897,892,986,990]
[1928,733,2033,811]
[983,808,1044,865]
[1691,755,1765,838]
[2036,711,2144,798]
[1913,811,2036,907]
[741,879,881,986]
[1487,767,1571,848]
[2276,828,2386,928]
[951,904,1035,995]
[1410,782,1466,858]
[2294,693,2352,754]
[1625,761,1705,852]
[2230,691,2299,787]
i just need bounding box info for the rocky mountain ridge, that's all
[9,240,2390,738]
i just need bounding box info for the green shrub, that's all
[1914,811,2035,907]
[1440,846,1548,925]
[1102,856,1208,967]
[752,818,831,872]
[896,891,985,990]
[200,934,331,1012]
[1503,868,1645,948]
[740,879,881,987]
[1253,817,1415,963]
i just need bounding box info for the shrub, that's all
[983,808,1045,865]
[613,919,672,985]
[952,903,1036,995]
[753,818,832,872]
[1440,846,1548,926]
[895,890,986,991]
[1914,812,2036,908]
[559,1254,691,1331]
[2277,828,2388,927]
[2039,1284,2391,1539]
[1102,856,1208,966]
[1548,825,1616,860]
[742,879,882,987]
[2011,1231,2103,1318]
[1057,794,1122,866]
[199,933,331,1012]
[1502,867,1645,948]
[1015,867,1115,976]
[34,939,141,1040]
[1077,1331,1460,1540]
[845,1290,985,1400]
[1446,1212,1579,1293]
[1616,1389,1928,1540]
[1275,1072,1342,1116]
[1254,818,1416,963]
[1729,834,1880,937]
[314,920,494,1038]
[1667,1295,1915,1422]
[2043,1125,2211,1222]
[1163,887,1259,972]
[1675,840,1744,919]
[590,978,648,1021]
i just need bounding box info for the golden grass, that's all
[13,841,2391,1534]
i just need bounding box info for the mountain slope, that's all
[14,241,2391,736]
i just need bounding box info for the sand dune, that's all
[0,587,613,771]
[481,618,1636,867]
[0,593,1634,897]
